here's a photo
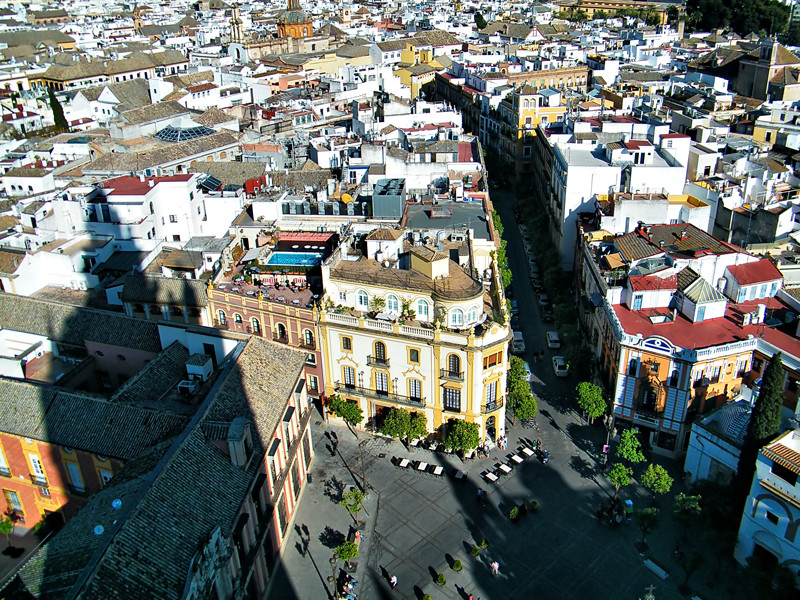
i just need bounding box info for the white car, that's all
[552,356,569,377]
[513,331,526,353]
[522,360,533,381]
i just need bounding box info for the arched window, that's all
[374,341,387,364]
[448,354,460,376]
[251,318,260,334]
[417,300,429,320]
[303,329,315,348]
[218,310,227,325]
[234,313,243,324]
[386,294,399,313]
[277,323,287,340]
[467,305,478,323]
[357,290,369,309]
[450,308,464,327]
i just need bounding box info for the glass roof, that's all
[154,116,216,143]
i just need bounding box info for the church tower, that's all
[277,0,312,38]
[229,4,244,44]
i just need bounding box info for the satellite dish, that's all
[112,499,122,510]
[342,193,354,204]
[94,525,104,536]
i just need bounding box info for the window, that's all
[357,290,369,309]
[218,310,227,325]
[443,388,461,412]
[386,294,399,314]
[99,470,113,487]
[485,381,497,404]
[303,330,315,348]
[339,291,346,301]
[736,359,749,378]
[375,371,389,394]
[467,306,478,323]
[483,351,501,369]
[342,336,352,351]
[628,359,638,376]
[234,313,243,324]
[710,365,721,384]
[308,375,319,391]
[251,318,260,334]
[417,300,429,320]
[408,379,422,400]
[169,215,177,223]
[696,305,706,322]
[67,462,84,493]
[374,341,387,362]
[306,353,316,365]
[343,366,356,388]
[409,348,420,364]
[669,370,679,386]
[632,294,643,311]
[450,308,464,327]
[448,354,461,376]
[650,362,659,373]
[276,323,287,340]
[29,455,45,484]
[766,511,779,525]
[4,490,22,513]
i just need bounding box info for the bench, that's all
[644,558,669,580]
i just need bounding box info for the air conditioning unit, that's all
[177,380,199,396]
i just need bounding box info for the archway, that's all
[486,415,496,442]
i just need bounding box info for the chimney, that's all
[148,179,155,188]
[138,173,145,182]
[680,229,687,240]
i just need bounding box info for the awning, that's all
[241,247,262,262]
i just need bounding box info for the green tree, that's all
[634,507,660,549]
[575,382,606,424]
[48,87,69,133]
[640,463,673,503]
[607,463,632,500]
[673,492,702,543]
[572,8,588,22]
[593,9,608,19]
[676,550,704,592]
[738,353,784,494]
[616,428,645,465]
[408,411,428,442]
[444,420,480,454]
[0,513,15,548]
[339,487,366,525]
[666,5,680,23]
[381,407,411,440]
[329,395,364,438]
[474,11,487,30]
[335,540,359,567]
[513,393,538,421]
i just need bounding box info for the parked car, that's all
[546,331,561,349]
[540,308,554,322]
[537,293,551,308]
[522,360,533,381]
[552,356,569,377]
[531,277,544,292]
[510,300,519,315]
[510,315,521,330]
[513,331,526,353]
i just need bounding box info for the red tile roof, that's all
[660,133,690,139]
[629,274,677,292]
[103,174,195,195]
[727,259,783,286]
[624,140,653,150]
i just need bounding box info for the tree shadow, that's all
[319,526,346,549]
[569,454,599,484]
[565,422,601,461]
[324,475,346,504]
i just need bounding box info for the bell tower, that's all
[229,4,243,44]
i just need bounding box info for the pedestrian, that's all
[389,575,397,588]
[491,561,499,575]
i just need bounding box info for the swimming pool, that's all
[265,251,323,267]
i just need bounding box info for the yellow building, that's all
[396,45,444,100]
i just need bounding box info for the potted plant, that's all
[436,573,446,586]
[480,538,489,549]
[470,545,481,557]
[509,506,519,521]
[335,541,359,568]
[529,499,540,513]
[452,559,462,572]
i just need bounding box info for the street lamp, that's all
[602,413,616,468]
[358,439,369,497]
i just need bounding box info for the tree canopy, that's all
[329,396,364,432]
[445,420,480,453]
[381,408,427,442]
[508,356,537,419]
[335,540,359,565]
[616,428,646,465]
[474,12,487,30]
[685,0,789,36]
[640,463,674,499]
[575,382,606,423]
[48,87,69,133]
[607,463,632,499]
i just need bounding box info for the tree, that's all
[0,513,15,548]
[474,12,487,30]
[339,487,366,525]
[408,412,428,442]
[381,408,411,440]
[329,395,364,438]
[676,550,704,592]
[575,382,606,424]
[634,507,660,549]
[640,464,673,503]
[738,353,784,494]
[593,9,608,20]
[444,420,480,454]
[513,394,538,421]
[334,540,359,567]
[48,87,69,133]
[607,463,632,500]
[616,428,645,465]
[673,492,702,543]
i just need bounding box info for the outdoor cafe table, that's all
[521,447,535,457]
[454,470,466,480]
[511,454,524,464]
[398,458,410,468]
[484,472,499,483]
[498,464,512,475]
[416,461,429,472]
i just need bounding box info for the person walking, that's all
[389,575,397,588]
[490,561,499,576]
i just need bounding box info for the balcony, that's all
[367,355,390,368]
[30,474,48,487]
[440,368,463,381]
[334,381,425,408]
[482,397,505,414]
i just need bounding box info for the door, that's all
[632,295,643,311]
